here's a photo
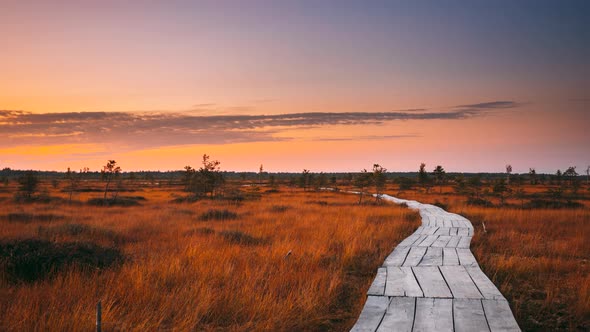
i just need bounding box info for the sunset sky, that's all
[1,1,588,173]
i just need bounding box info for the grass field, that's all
[0,181,418,331]
[0,178,588,331]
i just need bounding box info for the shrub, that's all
[5,213,64,223]
[466,197,494,207]
[198,209,238,221]
[270,205,290,213]
[87,196,144,206]
[524,199,584,209]
[219,230,265,246]
[37,223,126,245]
[0,239,123,283]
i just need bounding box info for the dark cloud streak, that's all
[0,101,519,149]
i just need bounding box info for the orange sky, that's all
[1,2,588,173]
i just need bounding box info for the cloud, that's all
[454,101,520,109]
[0,102,518,149]
[312,134,420,142]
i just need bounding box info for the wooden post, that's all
[96,301,102,332]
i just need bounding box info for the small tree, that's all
[189,154,224,198]
[505,164,513,184]
[528,168,537,185]
[563,166,580,196]
[17,171,39,200]
[354,169,373,204]
[102,160,121,203]
[66,167,81,204]
[183,166,195,191]
[418,163,430,193]
[373,164,387,201]
[432,165,446,193]
[299,169,311,191]
[258,164,264,186]
[586,166,590,185]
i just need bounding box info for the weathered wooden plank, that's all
[454,298,489,332]
[449,227,459,236]
[446,236,461,248]
[418,235,439,247]
[413,298,453,332]
[465,266,505,300]
[443,248,460,266]
[350,296,389,332]
[403,247,427,267]
[452,219,461,228]
[383,246,410,267]
[419,247,443,266]
[419,226,432,235]
[443,218,453,228]
[457,248,478,266]
[432,235,452,247]
[398,233,421,247]
[482,299,521,332]
[376,297,415,332]
[385,267,423,297]
[457,236,472,248]
[367,267,387,296]
[458,227,470,236]
[434,227,451,236]
[440,265,483,299]
[413,266,452,298]
[423,227,439,235]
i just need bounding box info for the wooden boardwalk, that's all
[351,194,520,332]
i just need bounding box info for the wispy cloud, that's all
[454,101,521,109]
[0,101,519,149]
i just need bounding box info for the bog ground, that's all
[0,177,588,331]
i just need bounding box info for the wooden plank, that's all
[418,235,439,247]
[403,247,427,267]
[367,267,387,296]
[446,236,461,248]
[385,267,423,297]
[482,299,521,332]
[454,299,490,332]
[376,297,415,332]
[458,227,470,236]
[449,227,459,236]
[452,219,461,228]
[443,248,460,266]
[419,247,443,266]
[383,246,410,267]
[465,266,505,300]
[413,298,453,332]
[398,233,420,247]
[440,266,483,299]
[424,227,438,235]
[413,266,452,298]
[419,227,432,235]
[457,236,472,248]
[432,235,452,248]
[350,295,389,332]
[434,227,450,236]
[443,218,453,228]
[457,248,478,266]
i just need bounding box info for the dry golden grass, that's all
[0,183,418,331]
[392,184,590,331]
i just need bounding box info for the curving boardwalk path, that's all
[351,194,520,332]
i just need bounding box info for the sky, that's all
[1,1,588,173]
